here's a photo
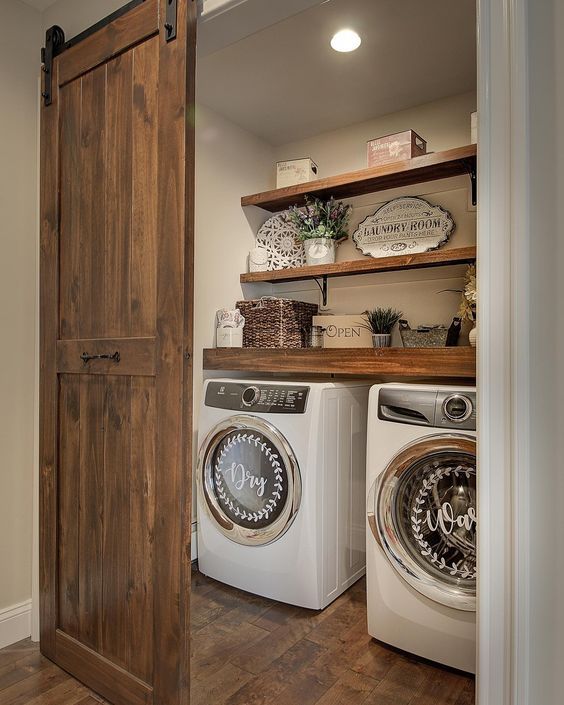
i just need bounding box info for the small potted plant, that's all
[286,196,352,266]
[361,307,403,348]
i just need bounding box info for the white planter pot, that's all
[304,238,335,266]
[372,333,392,348]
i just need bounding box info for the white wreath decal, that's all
[410,464,477,580]
[214,433,285,524]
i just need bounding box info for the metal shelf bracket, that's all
[465,160,477,206]
[314,276,328,307]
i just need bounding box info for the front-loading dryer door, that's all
[197,415,302,546]
[368,434,476,611]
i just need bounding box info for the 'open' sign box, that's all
[313,315,372,348]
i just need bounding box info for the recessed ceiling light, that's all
[330,29,361,53]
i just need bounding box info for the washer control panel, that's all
[378,388,476,430]
[205,382,310,414]
[436,390,476,430]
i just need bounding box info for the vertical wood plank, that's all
[40,56,60,660]
[58,376,81,637]
[131,39,158,338]
[102,376,131,669]
[105,52,133,338]
[79,66,107,340]
[78,375,104,651]
[181,1,197,696]
[153,1,196,702]
[59,80,81,340]
[128,378,156,682]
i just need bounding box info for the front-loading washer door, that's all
[368,434,476,611]
[197,415,302,546]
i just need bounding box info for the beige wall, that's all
[275,91,476,176]
[193,105,274,520]
[42,0,124,35]
[0,0,42,612]
[265,92,478,342]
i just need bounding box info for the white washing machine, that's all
[197,379,369,609]
[366,383,477,673]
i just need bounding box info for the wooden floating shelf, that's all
[241,145,477,212]
[240,246,476,284]
[203,347,476,380]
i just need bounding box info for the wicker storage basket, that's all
[237,297,319,349]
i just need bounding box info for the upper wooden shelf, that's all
[241,145,477,212]
[240,246,476,284]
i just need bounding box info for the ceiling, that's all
[197,0,477,145]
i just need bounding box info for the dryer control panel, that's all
[205,382,310,414]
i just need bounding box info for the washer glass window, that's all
[371,435,476,610]
[396,451,476,588]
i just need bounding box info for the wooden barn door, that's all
[39,2,195,704]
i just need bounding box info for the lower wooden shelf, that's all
[203,347,476,379]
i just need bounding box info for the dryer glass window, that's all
[211,430,290,530]
[394,451,476,590]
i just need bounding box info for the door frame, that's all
[476,0,530,703]
[29,0,530,702]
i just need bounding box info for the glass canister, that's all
[304,325,325,348]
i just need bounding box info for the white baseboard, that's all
[0,600,32,650]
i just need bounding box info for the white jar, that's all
[216,327,243,348]
[249,247,268,273]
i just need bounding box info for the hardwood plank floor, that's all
[0,565,474,704]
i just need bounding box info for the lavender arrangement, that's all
[286,197,352,242]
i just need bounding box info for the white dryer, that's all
[197,379,369,609]
[366,383,476,673]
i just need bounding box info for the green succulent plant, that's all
[360,308,403,335]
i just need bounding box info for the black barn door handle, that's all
[80,351,121,365]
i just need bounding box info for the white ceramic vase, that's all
[468,324,477,348]
[372,333,392,348]
[304,238,335,266]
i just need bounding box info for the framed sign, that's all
[353,197,455,258]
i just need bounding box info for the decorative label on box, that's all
[313,315,372,348]
[352,197,455,259]
[367,130,426,168]
[276,158,318,188]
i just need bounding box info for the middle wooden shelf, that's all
[240,245,476,285]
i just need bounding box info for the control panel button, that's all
[241,386,260,407]
[443,394,473,423]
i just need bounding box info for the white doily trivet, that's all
[256,213,305,270]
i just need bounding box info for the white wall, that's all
[43,0,138,35]
[275,91,476,176]
[263,92,477,339]
[0,0,42,641]
[193,104,274,512]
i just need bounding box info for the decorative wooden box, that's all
[367,130,427,168]
[313,315,372,349]
[276,158,318,188]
